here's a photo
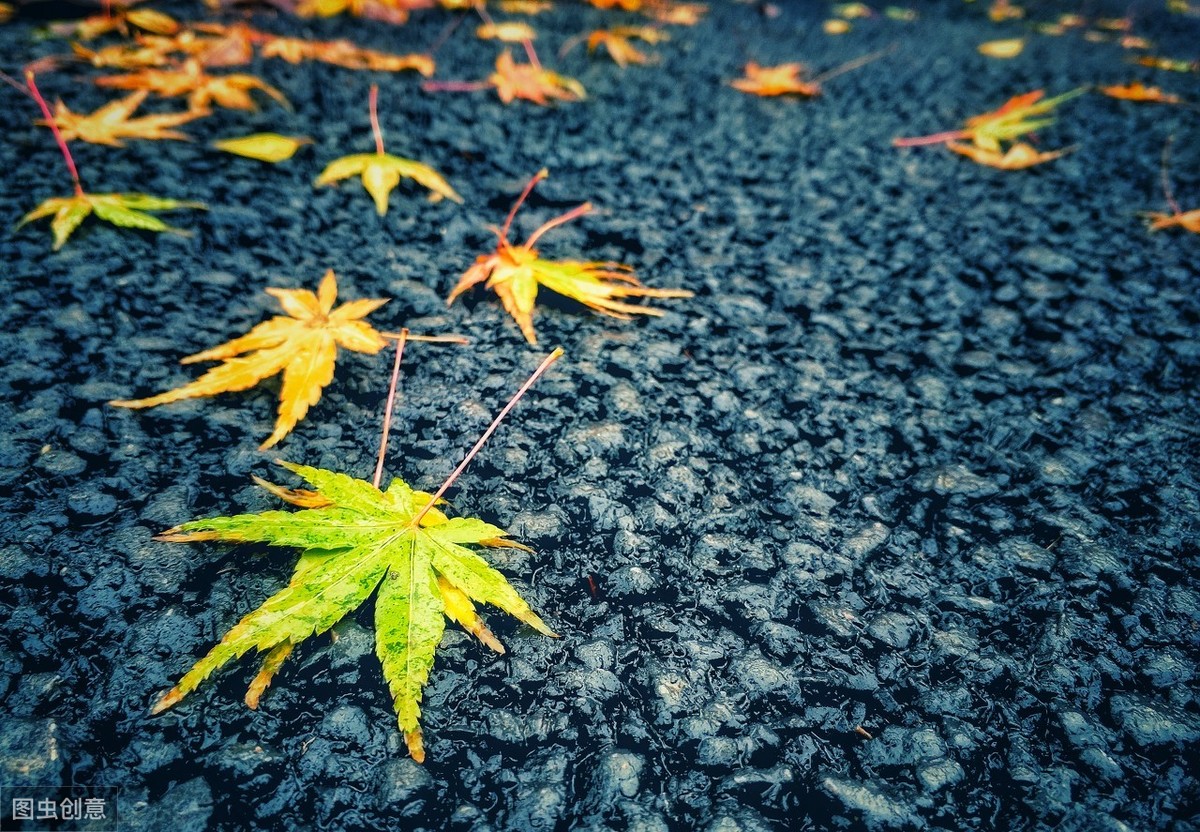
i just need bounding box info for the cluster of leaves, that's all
[9,0,1198,770]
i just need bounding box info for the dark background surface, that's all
[1,0,1199,828]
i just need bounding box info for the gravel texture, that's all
[1,0,1199,829]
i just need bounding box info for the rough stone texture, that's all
[1,0,1199,829]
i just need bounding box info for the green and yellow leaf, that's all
[213,133,313,162]
[152,461,556,763]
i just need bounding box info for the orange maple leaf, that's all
[731,62,820,97]
[43,90,204,146]
[1098,82,1183,104]
[946,141,1075,169]
[111,270,392,449]
[97,59,289,112]
[447,169,691,344]
[424,46,585,106]
[562,26,668,68]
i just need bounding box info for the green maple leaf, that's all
[151,460,556,763]
[17,191,205,251]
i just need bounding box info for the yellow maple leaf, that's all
[43,90,204,146]
[111,270,391,449]
[315,85,460,215]
[213,133,313,162]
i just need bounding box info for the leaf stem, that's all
[369,83,385,155]
[374,329,408,489]
[411,348,564,527]
[25,70,85,196]
[421,80,491,93]
[380,332,470,345]
[522,202,592,250]
[522,38,542,71]
[811,44,895,87]
[892,129,970,147]
[500,168,549,242]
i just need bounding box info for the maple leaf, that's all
[476,21,538,42]
[18,191,204,250]
[1098,82,1184,105]
[1134,55,1200,73]
[315,86,460,216]
[43,91,204,147]
[498,0,553,12]
[97,59,289,113]
[894,88,1084,165]
[213,133,313,162]
[587,0,704,24]
[51,4,180,40]
[562,26,668,68]
[72,40,176,69]
[151,460,556,762]
[1146,209,1200,233]
[424,46,585,106]
[1143,136,1200,235]
[0,2,12,23]
[294,0,430,25]
[447,169,692,344]
[731,49,891,98]
[489,50,584,104]
[111,270,396,449]
[946,141,1075,170]
[977,38,1025,58]
[259,35,434,74]
[731,62,820,97]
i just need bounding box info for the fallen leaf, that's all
[315,86,460,214]
[213,133,313,162]
[97,59,289,112]
[1134,55,1199,73]
[0,2,13,23]
[731,62,821,96]
[895,88,1084,154]
[43,90,204,146]
[490,50,585,104]
[833,2,872,18]
[987,0,1023,21]
[476,21,537,42]
[823,19,851,33]
[1098,82,1182,104]
[111,270,391,448]
[946,140,1074,169]
[72,40,175,69]
[150,459,557,763]
[52,5,180,40]
[1120,35,1152,50]
[978,38,1024,58]
[294,0,425,24]
[18,191,204,250]
[565,26,668,68]
[447,169,692,344]
[1145,209,1200,233]
[884,7,917,21]
[587,0,705,24]
[498,0,552,12]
